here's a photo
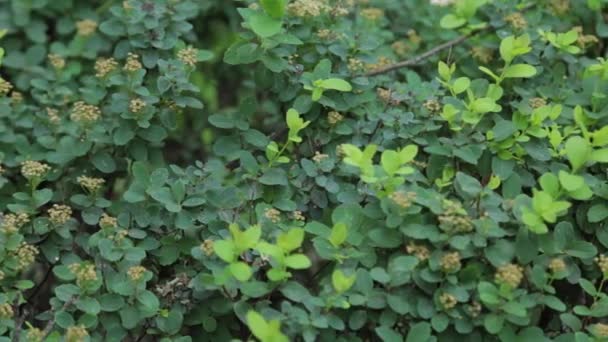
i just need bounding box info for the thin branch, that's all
[11,299,27,342]
[39,296,77,340]
[365,27,488,76]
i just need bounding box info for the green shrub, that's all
[1,0,608,341]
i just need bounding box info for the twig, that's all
[365,27,488,76]
[11,299,27,342]
[40,296,77,340]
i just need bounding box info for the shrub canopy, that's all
[1,0,608,341]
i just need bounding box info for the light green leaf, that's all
[248,12,282,38]
[565,136,591,171]
[213,240,235,263]
[332,269,356,293]
[277,228,305,252]
[229,262,252,281]
[284,254,311,269]
[318,78,352,92]
[452,77,470,94]
[329,223,348,247]
[260,0,286,18]
[440,14,466,29]
[503,64,537,78]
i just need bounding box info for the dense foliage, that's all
[1,0,608,341]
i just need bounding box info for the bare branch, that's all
[39,296,77,340]
[365,28,487,77]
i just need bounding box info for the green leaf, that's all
[92,152,117,173]
[277,228,305,252]
[213,240,236,263]
[452,77,470,94]
[329,223,348,247]
[246,311,289,342]
[318,78,352,92]
[77,297,101,315]
[406,322,431,342]
[248,12,282,38]
[284,254,311,269]
[381,150,400,176]
[332,269,356,293]
[229,262,253,281]
[440,14,466,29]
[286,108,310,143]
[455,172,482,197]
[503,64,537,78]
[399,145,418,164]
[591,148,608,162]
[484,314,504,334]
[558,171,585,192]
[260,0,286,18]
[376,326,403,342]
[588,204,608,223]
[565,136,591,171]
[137,290,160,313]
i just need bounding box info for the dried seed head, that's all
[528,97,547,109]
[11,91,23,104]
[21,161,51,180]
[129,98,147,113]
[348,58,365,73]
[550,0,570,15]
[1,212,30,234]
[312,151,329,163]
[327,111,344,125]
[95,57,118,78]
[0,303,13,319]
[595,254,608,276]
[68,262,97,286]
[65,325,89,342]
[504,12,527,30]
[26,328,44,342]
[593,323,608,338]
[48,204,72,225]
[360,8,384,21]
[76,19,98,36]
[70,101,101,124]
[423,99,442,113]
[287,0,329,17]
[495,263,525,288]
[48,54,66,69]
[99,213,118,229]
[16,243,39,270]
[406,243,429,261]
[468,301,482,317]
[201,239,214,256]
[264,208,281,223]
[438,200,474,233]
[177,47,198,67]
[389,191,417,209]
[128,266,147,281]
[391,41,410,57]
[548,258,566,274]
[471,46,494,64]
[0,77,13,96]
[366,56,393,73]
[440,251,461,273]
[46,107,61,124]
[292,210,305,221]
[439,293,457,310]
[124,52,142,72]
[77,176,105,193]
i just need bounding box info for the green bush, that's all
[1,0,608,341]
